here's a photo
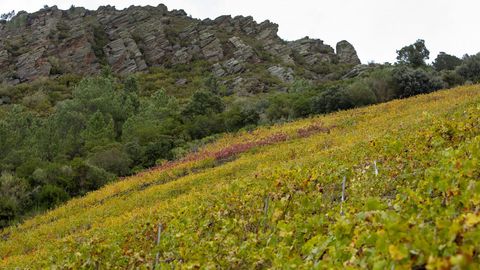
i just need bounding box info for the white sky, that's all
[1,0,479,64]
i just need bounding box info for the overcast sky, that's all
[1,0,479,63]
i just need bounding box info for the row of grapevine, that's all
[0,85,479,269]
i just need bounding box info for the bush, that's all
[183,90,225,117]
[223,104,260,132]
[392,66,444,98]
[441,70,465,88]
[311,87,353,114]
[0,196,18,228]
[70,158,114,195]
[364,68,396,102]
[21,91,52,112]
[184,114,225,140]
[265,94,295,122]
[456,53,480,83]
[88,145,132,176]
[345,80,378,107]
[35,184,69,210]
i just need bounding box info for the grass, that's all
[0,85,479,269]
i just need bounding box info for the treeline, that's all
[1,40,480,227]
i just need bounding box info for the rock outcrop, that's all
[0,5,361,92]
[336,40,361,65]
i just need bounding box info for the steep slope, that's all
[0,5,359,91]
[1,85,480,269]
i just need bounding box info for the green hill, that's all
[1,85,480,269]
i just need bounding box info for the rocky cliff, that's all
[0,4,360,89]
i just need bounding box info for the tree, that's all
[396,39,430,68]
[81,111,115,151]
[0,10,15,21]
[433,52,462,71]
[183,90,224,117]
[456,53,480,83]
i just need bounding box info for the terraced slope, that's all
[1,85,480,269]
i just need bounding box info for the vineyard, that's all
[1,85,480,269]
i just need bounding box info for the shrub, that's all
[345,80,378,107]
[21,91,52,112]
[311,87,353,114]
[441,70,465,88]
[223,104,260,132]
[184,114,225,140]
[70,158,114,195]
[392,66,444,98]
[456,53,480,83]
[265,94,295,122]
[0,196,18,228]
[88,145,132,176]
[35,184,69,210]
[364,68,396,102]
[183,90,225,117]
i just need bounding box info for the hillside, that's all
[6,5,480,230]
[1,85,479,269]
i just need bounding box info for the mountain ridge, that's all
[0,4,360,89]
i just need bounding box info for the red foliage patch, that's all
[138,122,332,178]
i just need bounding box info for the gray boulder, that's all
[336,40,361,65]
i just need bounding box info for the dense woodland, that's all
[1,39,480,227]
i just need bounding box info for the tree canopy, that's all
[396,39,430,68]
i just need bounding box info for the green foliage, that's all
[265,93,296,121]
[0,197,18,228]
[457,53,480,83]
[391,66,444,98]
[396,39,430,68]
[88,145,132,176]
[4,36,27,57]
[311,87,353,114]
[56,20,70,40]
[5,11,27,30]
[363,67,396,102]
[441,70,465,88]
[81,111,115,151]
[183,90,225,117]
[433,52,462,71]
[223,103,260,132]
[345,80,378,107]
[0,172,28,226]
[91,23,109,65]
[35,184,69,209]
[21,91,51,112]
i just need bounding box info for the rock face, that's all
[0,5,361,91]
[268,66,294,82]
[289,37,337,65]
[336,40,361,65]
